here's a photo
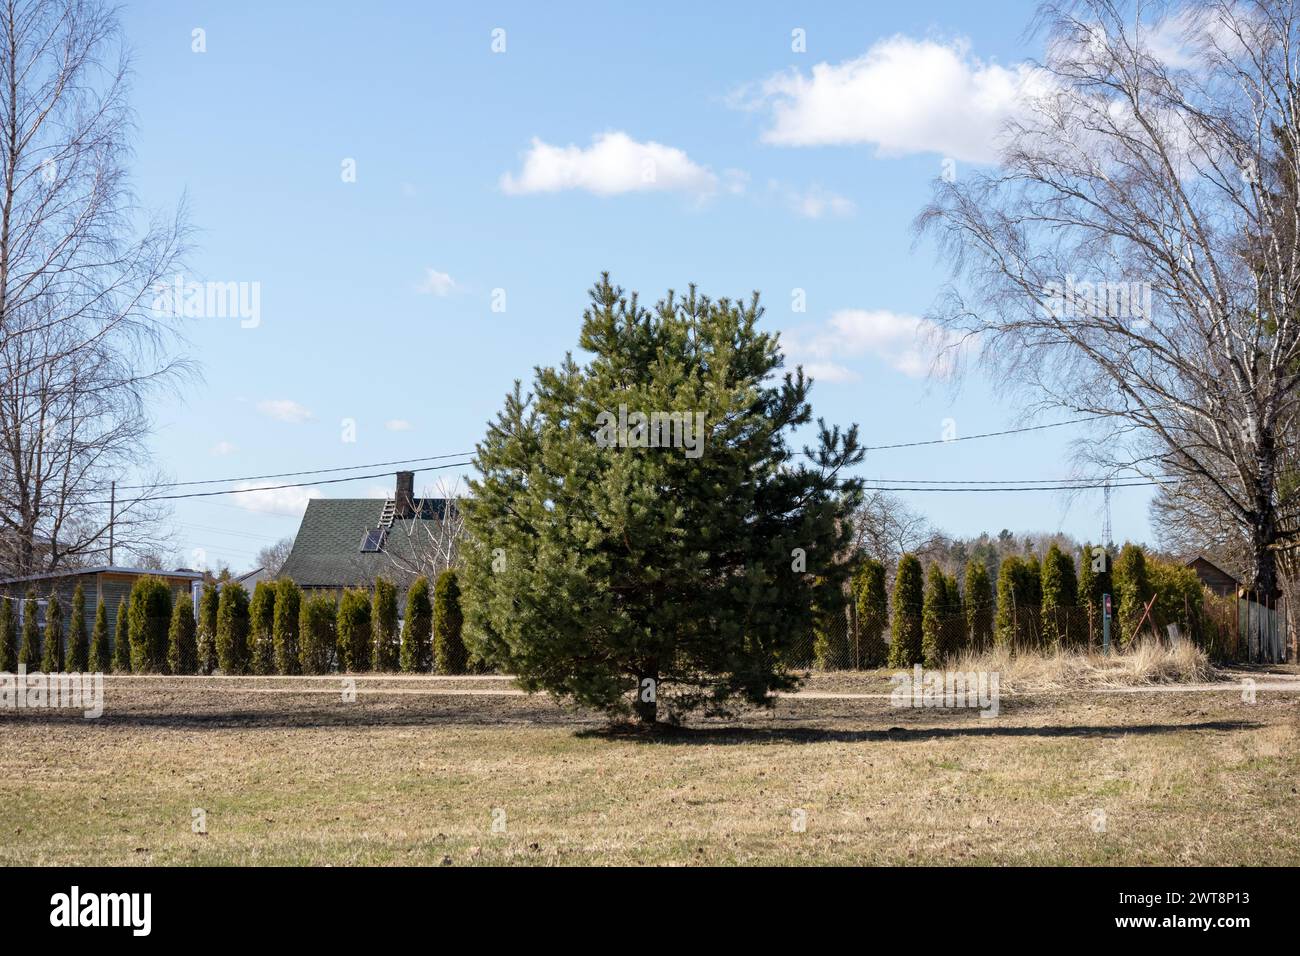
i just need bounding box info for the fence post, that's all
[1102,593,1111,655]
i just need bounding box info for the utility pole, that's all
[108,481,115,565]
[1101,481,1113,549]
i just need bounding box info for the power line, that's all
[855,479,1158,492]
[114,451,474,491]
[86,460,474,506]
[856,416,1096,452]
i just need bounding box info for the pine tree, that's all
[248,581,276,675]
[399,576,432,672]
[461,276,864,723]
[67,584,89,672]
[888,553,924,667]
[215,582,250,674]
[112,599,131,672]
[433,570,467,674]
[852,559,888,668]
[18,589,40,669]
[0,597,16,672]
[89,597,111,672]
[272,578,301,675]
[167,594,199,674]
[299,592,337,674]
[920,564,951,666]
[963,559,993,650]
[128,576,173,673]
[196,581,219,674]
[1114,543,1154,646]
[41,593,64,672]
[372,576,399,672]
[336,588,372,673]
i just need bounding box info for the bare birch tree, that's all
[918,0,1300,593]
[0,0,188,576]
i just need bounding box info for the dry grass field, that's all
[2,667,1298,866]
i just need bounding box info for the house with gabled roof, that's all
[277,471,459,592]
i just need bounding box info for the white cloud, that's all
[232,481,322,515]
[786,309,962,379]
[742,36,1044,163]
[786,184,856,219]
[800,361,859,383]
[385,419,413,431]
[417,269,457,297]
[210,440,236,456]
[257,399,313,424]
[500,131,719,196]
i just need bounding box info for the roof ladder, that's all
[378,499,396,528]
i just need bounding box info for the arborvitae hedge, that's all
[1114,543,1154,645]
[216,582,251,674]
[167,594,199,674]
[41,593,64,672]
[112,598,131,672]
[994,556,1022,649]
[887,553,924,667]
[128,576,173,673]
[372,576,399,672]
[248,581,277,675]
[1149,558,1206,645]
[66,584,89,672]
[336,588,372,672]
[197,581,219,674]
[1040,543,1079,649]
[272,578,301,675]
[920,564,952,666]
[853,559,888,668]
[0,597,16,671]
[19,589,40,669]
[812,575,850,670]
[89,597,111,672]
[299,592,337,674]
[963,559,993,651]
[399,576,432,672]
[433,570,467,674]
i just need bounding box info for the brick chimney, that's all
[395,470,415,518]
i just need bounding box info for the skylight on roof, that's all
[359,529,386,553]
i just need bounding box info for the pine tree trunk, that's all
[635,663,659,725]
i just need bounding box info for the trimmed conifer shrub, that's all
[372,576,399,672]
[399,576,432,672]
[299,592,337,674]
[248,581,277,675]
[433,570,467,674]
[963,559,993,651]
[1114,543,1154,645]
[336,588,372,672]
[128,576,173,673]
[920,564,955,666]
[0,597,16,672]
[887,554,924,667]
[112,598,131,672]
[89,597,111,672]
[167,594,199,674]
[197,581,219,674]
[67,584,89,672]
[853,559,888,668]
[215,581,251,674]
[19,589,40,669]
[272,578,301,675]
[994,556,1021,649]
[1040,543,1078,649]
[812,575,850,670]
[41,593,64,672]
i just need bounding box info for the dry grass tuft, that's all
[954,640,1219,691]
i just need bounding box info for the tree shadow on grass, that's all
[577,719,1262,746]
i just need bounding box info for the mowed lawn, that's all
[1,673,1297,865]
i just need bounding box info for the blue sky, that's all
[117,0,1153,572]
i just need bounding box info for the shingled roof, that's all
[278,476,456,589]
